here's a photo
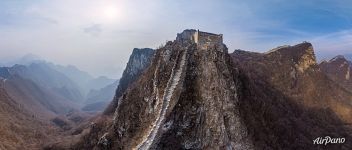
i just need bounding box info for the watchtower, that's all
[176,29,223,49]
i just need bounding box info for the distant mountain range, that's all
[0,54,120,148]
[320,55,352,93]
[0,65,78,117]
[0,54,118,110]
[48,63,116,96]
[82,80,119,112]
[0,53,44,67]
[344,54,352,61]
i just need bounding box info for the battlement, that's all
[176,29,223,49]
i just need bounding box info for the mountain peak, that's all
[17,53,44,65]
[266,42,313,57]
[320,55,352,83]
[104,48,155,115]
[329,55,348,63]
[266,42,316,73]
[321,55,351,68]
[127,48,155,76]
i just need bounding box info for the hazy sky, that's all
[1,0,352,78]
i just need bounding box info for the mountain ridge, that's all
[231,43,352,124]
[320,55,352,93]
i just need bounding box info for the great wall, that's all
[176,29,223,50]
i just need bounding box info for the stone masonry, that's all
[176,29,223,50]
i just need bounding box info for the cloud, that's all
[0,2,59,27]
[83,24,102,36]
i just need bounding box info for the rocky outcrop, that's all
[104,48,155,115]
[232,43,352,149]
[265,42,317,73]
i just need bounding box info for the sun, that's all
[102,6,119,21]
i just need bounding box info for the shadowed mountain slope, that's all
[0,82,62,149]
[231,44,352,149]
[232,43,352,124]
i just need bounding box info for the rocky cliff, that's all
[104,48,155,115]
